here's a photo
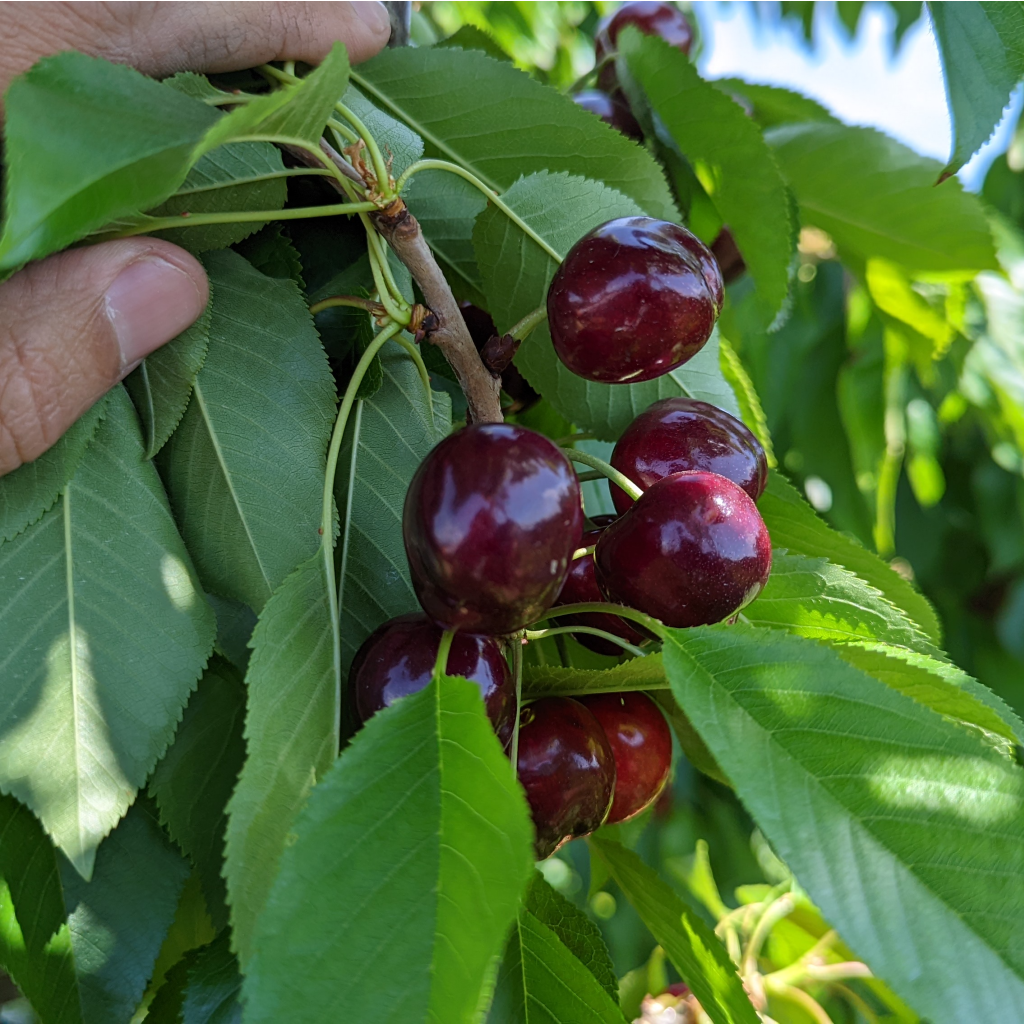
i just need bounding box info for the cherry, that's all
[594,2,694,91]
[458,301,538,413]
[554,519,647,655]
[516,697,616,859]
[349,613,516,747]
[711,227,746,285]
[595,471,772,628]
[573,89,643,141]
[578,692,672,824]
[610,397,767,514]
[546,217,723,384]
[404,423,584,635]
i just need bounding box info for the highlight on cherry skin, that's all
[595,470,772,629]
[546,217,724,385]
[515,697,616,860]
[348,613,516,748]
[553,516,648,656]
[594,0,694,91]
[578,691,672,825]
[610,397,768,514]
[572,88,643,140]
[403,422,584,636]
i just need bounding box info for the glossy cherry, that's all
[554,519,647,655]
[404,423,584,635]
[573,89,643,140]
[349,613,516,747]
[547,217,724,384]
[610,397,767,513]
[579,692,672,824]
[595,471,772,628]
[595,2,694,91]
[516,697,616,859]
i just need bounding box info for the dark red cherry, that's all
[404,423,584,635]
[349,613,516,747]
[595,2,694,91]
[516,697,616,859]
[610,398,767,514]
[578,692,672,824]
[595,471,772,628]
[547,217,724,384]
[573,89,643,140]
[554,523,647,655]
[711,226,746,285]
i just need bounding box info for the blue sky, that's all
[691,1,1021,191]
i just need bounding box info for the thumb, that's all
[0,239,208,477]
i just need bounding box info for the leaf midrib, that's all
[63,484,87,865]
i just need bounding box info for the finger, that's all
[0,2,391,103]
[0,238,208,477]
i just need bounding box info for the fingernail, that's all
[105,256,206,370]
[358,1,391,36]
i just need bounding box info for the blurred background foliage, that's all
[412,3,1024,1019]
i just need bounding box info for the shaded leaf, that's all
[662,624,1024,1022]
[590,838,759,1024]
[148,658,246,931]
[0,394,109,543]
[207,594,256,675]
[159,249,336,613]
[473,171,738,441]
[523,653,667,699]
[0,387,214,877]
[233,225,305,290]
[767,122,998,272]
[713,79,836,129]
[243,675,534,1023]
[621,30,793,327]
[181,933,242,1024]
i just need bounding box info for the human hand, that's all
[0,2,391,476]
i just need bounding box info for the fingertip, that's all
[341,1,392,62]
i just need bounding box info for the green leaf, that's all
[198,43,350,154]
[336,351,452,671]
[523,652,667,699]
[712,78,836,130]
[180,933,242,1024]
[233,225,305,290]
[339,85,424,179]
[244,675,534,1023]
[488,904,626,1024]
[830,641,1024,756]
[0,387,214,878]
[353,45,676,219]
[0,393,110,543]
[929,2,1024,179]
[590,838,760,1024]
[124,302,211,460]
[146,142,289,253]
[148,658,246,931]
[223,554,336,968]
[523,873,619,1001]
[473,171,739,441]
[718,336,774,465]
[0,53,219,269]
[662,624,1024,1021]
[652,692,729,786]
[744,551,940,656]
[207,594,256,674]
[158,249,336,613]
[60,801,191,1024]
[759,471,943,644]
[767,122,998,272]
[438,25,513,62]
[621,30,794,327]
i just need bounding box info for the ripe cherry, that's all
[610,397,767,514]
[573,89,643,140]
[595,471,772,628]
[404,423,584,635]
[554,519,647,655]
[349,614,516,748]
[516,697,616,859]
[578,692,672,824]
[594,2,694,91]
[547,218,723,384]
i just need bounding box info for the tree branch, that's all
[372,200,503,423]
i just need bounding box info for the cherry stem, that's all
[567,53,616,94]
[574,470,604,484]
[508,305,548,341]
[309,295,384,316]
[562,449,642,501]
[533,601,663,637]
[742,892,795,979]
[557,432,595,446]
[571,545,596,559]
[510,637,523,776]
[524,625,645,659]
[433,629,455,681]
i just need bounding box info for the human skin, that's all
[0,2,391,477]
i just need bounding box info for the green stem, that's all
[366,226,410,310]
[365,232,410,324]
[567,54,615,94]
[524,625,645,658]
[534,601,662,637]
[562,449,642,500]
[101,200,377,239]
[395,158,563,263]
[572,544,596,559]
[433,629,455,681]
[393,336,432,391]
[334,100,395,199]
[574,470,604,484]
[309,296,381,316]
[508,305,548,341]
[742,892,795,978]
[329,120,360,148]
[557,432,595,446]
[510,638,523,775]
